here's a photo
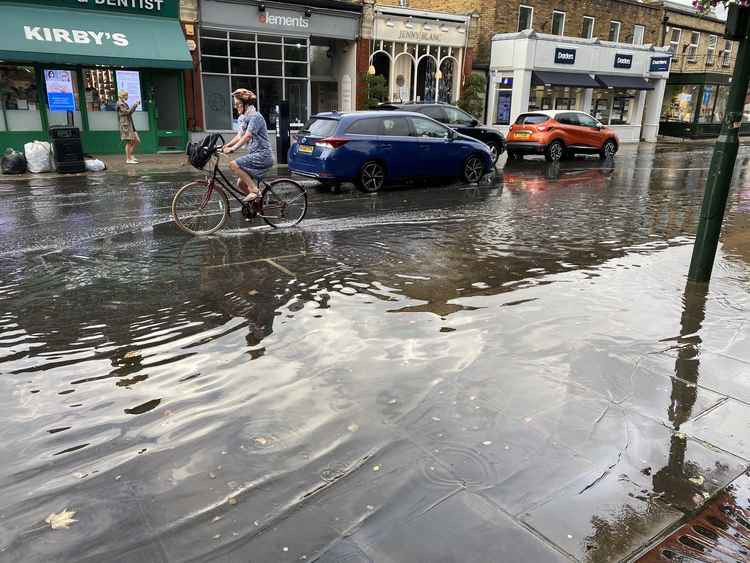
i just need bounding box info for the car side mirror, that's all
[470,119,479,127]
[448,129,457,140]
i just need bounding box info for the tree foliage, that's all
[457,73,486,119]
[363,74,388,109]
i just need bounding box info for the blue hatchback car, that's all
[288,111,493,192]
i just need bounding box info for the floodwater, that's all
[1,144,750,562]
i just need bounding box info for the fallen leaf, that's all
[45,509,77,530]
[689,475,705,486]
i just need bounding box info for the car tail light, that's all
[316,137,349,150]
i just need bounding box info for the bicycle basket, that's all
[186,133,224,170]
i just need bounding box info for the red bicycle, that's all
[172,138,307,236]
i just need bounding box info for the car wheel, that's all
[545,140,564,162]
[463,154,485,183]
[487,141,501,165]
[600,140,617,160]
[357,161,385,193]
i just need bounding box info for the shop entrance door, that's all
[151,72,187,152]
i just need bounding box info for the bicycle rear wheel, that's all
[172,180,230,236]
[260,179,307,228]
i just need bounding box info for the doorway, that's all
[150,72,187,152]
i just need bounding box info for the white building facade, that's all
[488,31,671,142]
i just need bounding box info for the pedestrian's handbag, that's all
[187,133,224,170]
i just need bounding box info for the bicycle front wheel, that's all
[260,179,308,229]
[172,181,230,236]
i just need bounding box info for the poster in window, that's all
[44,70,75,112]
[495,91,512,125]
[115,70,144,111]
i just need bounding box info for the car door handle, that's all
[382,143,393,150]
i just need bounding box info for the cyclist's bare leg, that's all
[229,160,259,201]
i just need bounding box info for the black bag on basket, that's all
[1,148,27,174]
[187,133,224,170]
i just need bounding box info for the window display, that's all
[528,86,583,112]
[660,84,699,123]
[697,84,718,124]
[85,68,148,131]
[45,69,82,128]
[0,64,42,132]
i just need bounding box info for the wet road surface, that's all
[1,144,750,562]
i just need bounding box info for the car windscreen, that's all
[299,118,339,137]
[515,114,549,125]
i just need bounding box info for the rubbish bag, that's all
[24,141,54,173]
[84,159,106,172]
[1,148,27,174]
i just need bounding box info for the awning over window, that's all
[531,71,600,88]
[0,5,192,69]
[595,74,655,90]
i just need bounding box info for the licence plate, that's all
[514,131,530,139]
[298,145,314,154]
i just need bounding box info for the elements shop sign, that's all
[614,53,632,69]
[258,10,310,29]
[554,47,576,64]
[0,0,179,18]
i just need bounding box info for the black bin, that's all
[49,126,85,173]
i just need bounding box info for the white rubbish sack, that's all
[84,159,106,172]
[24,141,54,174]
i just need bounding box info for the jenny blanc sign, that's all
[0,0,179,18]
[375,15,466,47]
[554,47,576,64]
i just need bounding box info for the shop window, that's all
[201,38,227,57]
[660,84,699,123]
[706,35,717,66]
[713,85,729,123]
[231,42,256,59]
[610,92,635,124]
[0,64,42,132]
[592,92,611,124]
[203,75,232,131]
[257,35,282,44]
[722,40,733,67]
[581,16,595,39]
[231,59,256,76]
[668,28,681,54]
[633,25,645,45]
[310,45,334,78]
[518,5,533,32]
[286,79,307,125]
[285,45,308,62]
[493,81,513,125]
[257,43,282,60]
[608,21,621,42]
[230,32,254,42]
[555,98,575,110]
[551,11,565,36]
[258,77,282,129]
[687,31,700,62]
[44,69,82,129]
[203,57,229,74]
[84,68,118,131]
[697,85,718,124]
[258,61,282,77]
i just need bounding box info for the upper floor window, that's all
[632,25,645,45]
[581,16,595,39]
[706,34,718,65]
[608,20,621,42]
[722,39,733,66]
[668,28,682,53]
[518,5,533,32]
[551,10,565,35]
[687,31,700,62]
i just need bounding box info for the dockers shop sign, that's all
[0,0,179,18]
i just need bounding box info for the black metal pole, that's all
[687,7,750,283]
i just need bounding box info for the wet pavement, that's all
[1,144,750,562]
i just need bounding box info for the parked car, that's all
[378,102,506,165]
[287,111,493,192]
[506,110,619,162]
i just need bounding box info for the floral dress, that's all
[235,108,274,178]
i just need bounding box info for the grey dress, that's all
[235,110,274,178]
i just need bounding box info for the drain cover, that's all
[637,472,750,562]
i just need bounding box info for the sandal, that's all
[242,191,259,203]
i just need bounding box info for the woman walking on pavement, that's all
[117,91,140,164]
[222,88,274,203]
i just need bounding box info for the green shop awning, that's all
[0,4,192,69]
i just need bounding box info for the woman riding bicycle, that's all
[222,89,274,203]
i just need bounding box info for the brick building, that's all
[655,1,742,138]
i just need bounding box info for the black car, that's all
[377,102,505,165]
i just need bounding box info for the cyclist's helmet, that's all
[231,88,256,102]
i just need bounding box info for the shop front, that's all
[369,6,469,104]
[198,0,360,135]
[0,0,192,155]
[488,31,671,143]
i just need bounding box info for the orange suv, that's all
[506,110,618,162]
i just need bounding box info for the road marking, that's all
[203,253,306,274]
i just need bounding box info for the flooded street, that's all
[1,144,750,562]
